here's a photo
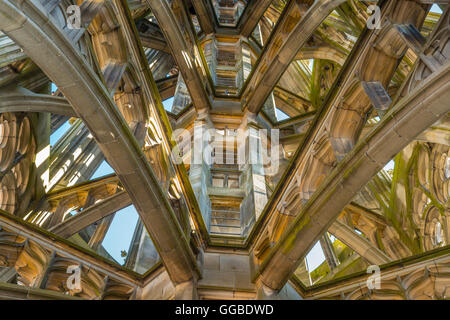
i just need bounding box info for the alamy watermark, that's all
[367,5,382,30]
[67,5,81,30]
[66,265,82,292]
[366,265,381,290]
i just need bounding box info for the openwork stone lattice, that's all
[0,0,448,300]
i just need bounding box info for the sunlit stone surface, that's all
[0,0,448,300]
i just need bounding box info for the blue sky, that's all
[306,242,326,272]
[305,234,339,277]
[383,160,395,173]
[89,162,139,266]
[101,205,140,265]
[89,162,146,267]
[276,108,290,121]
[91,160,114,179]
[50,121,71,146]
[85,161,139,266]
[431,4,442,14]
[163,97,174,112]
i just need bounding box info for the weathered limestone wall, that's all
[198,251,254,296]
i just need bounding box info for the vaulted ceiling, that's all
[0,0,448,300]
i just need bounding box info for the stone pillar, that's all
[126,220,160,274]
[0,267,17,283]
[172,74,192,114]
[45,198,71,228]
[33,112,50,196]
[0,32,26,66]
[256,280,302,300]
[49,121,104,190]
[320,233,339,270]
[238,39,252,89]
[88,215,115,251]
[174,279,199,300]
[294,259,311,287]
[189,118,212,230]
[262,94,278,122]
[239,114,268,236]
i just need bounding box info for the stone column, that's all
[49,121,104,190]
[172,75,192,114]
[239,114,268,236]
[320,233,339,270]
[256,280,302,300]
[189,117,212,230]
[125,220,160,274]
[174,279,199,300]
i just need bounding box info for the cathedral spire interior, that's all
[0,0,448,300]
